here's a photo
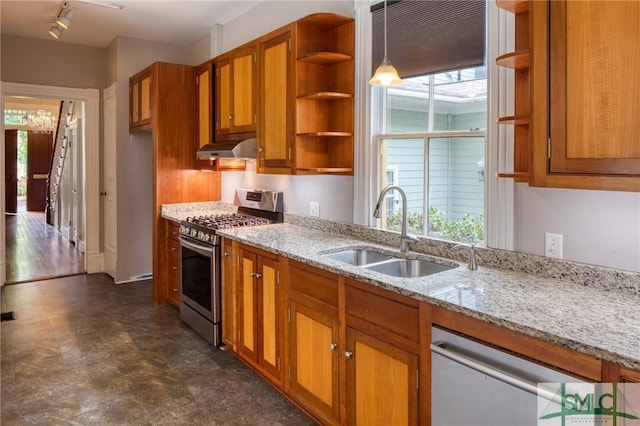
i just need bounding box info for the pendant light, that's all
[369,0,402,86]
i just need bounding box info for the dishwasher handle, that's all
[430,341,559,402]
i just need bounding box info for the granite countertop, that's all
[161,203,640,372]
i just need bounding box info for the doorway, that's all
[1,83,101,287]
[3,99,85,284]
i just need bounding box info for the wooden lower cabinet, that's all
[236,244,283,384]
[166,221,181,307]
[288,300,340,424]
[287,261,341,424]
[344,279,421,425]
[345,327,419,425]
[223,250,622,426]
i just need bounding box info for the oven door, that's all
[179,236,220,323]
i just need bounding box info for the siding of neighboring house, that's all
[384,107,485,227]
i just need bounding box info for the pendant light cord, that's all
[383,0,388,59]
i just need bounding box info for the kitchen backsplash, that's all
[285,213,640,297]
[161,202,639,297]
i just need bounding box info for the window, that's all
[385,167,399,217]
[371,1,487,244]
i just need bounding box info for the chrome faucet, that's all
[454,243,478,270]
[373,185,419,252]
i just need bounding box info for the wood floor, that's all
[5,209,85,284]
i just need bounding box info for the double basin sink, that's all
[321,247,457,278]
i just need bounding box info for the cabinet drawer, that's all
[167,222,180,240]
[168,238,180,260]
[289,261,338,308]
[345,280,419,342]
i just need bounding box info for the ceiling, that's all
[1,0,262,48]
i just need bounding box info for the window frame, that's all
[377,130,486,238]
[353,0,513,250]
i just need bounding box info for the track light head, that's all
[56,7,75,29]
[49,24,63,39]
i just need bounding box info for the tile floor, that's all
[1,274,312,425]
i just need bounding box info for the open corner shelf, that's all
[297,92,352,101]
[496,0,529,14]
[297,52,352,65]
[496,51,530,69]
[296,131,352,137]
[497,115,529,125]
[295,167,353,174]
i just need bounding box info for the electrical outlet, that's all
[309,201,320,218]
[545,233,563,259]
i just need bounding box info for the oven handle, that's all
[179,237,214,257]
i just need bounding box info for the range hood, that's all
[196,138,257,161]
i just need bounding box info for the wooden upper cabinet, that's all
[256,13,355,175]
[215,44,257,140]
[197,63,212,148]
[529,0,640,191]
[129,69,152,131]
[549,1,640,176]
[258,28,294,173]
[236,244,283,385]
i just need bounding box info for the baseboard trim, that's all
[86,252,104,274]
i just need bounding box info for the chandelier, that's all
[25,109,57,134]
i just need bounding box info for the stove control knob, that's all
[190,229,198,237]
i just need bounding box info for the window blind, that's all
[371,0,486,78]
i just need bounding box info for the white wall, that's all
[107,36,188,282]
[221,163,354,223]
[515,186,640,272]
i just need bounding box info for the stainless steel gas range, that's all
[178,189,284,346]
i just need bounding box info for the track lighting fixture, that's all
[56,5,75,29]
[49,2,74,39]
[49,24,63,39]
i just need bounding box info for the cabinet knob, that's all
[329,343,337,351]
[223,251,230,257]
[255,273,262,279]
[172,266,178,270]
[173,288,178,292]
[250,272,256,277]
[345,351,353,360]
[228,114,233,120]
[171,247,177,251]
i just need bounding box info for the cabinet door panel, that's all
[289,300,339,423]
[140,75,151,123]
[130,80,140,125]
[233,52,255,130]
[221,241,235,349]
[346,327,418,426]
[198,67,211,148]
[218,60,232,134]
[260,259,278,368]
[239,254,256,357]
[550,0,640,175]
[259,31,292,170]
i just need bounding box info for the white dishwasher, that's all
[431,327,585,426]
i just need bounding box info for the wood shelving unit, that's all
[293,13,355,175]
[496,0,531,183]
